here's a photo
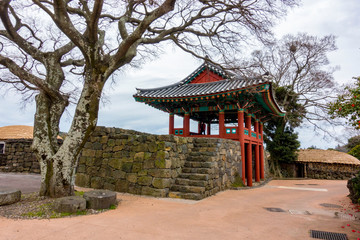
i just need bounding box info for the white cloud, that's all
[1,1,358,149]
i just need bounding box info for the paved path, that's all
[1,177,359,240]
[0,173,41,194]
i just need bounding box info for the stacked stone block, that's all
[306,162,359,180]
[169,138,241,200]
[0,139,39,173]
[76,127,242,199]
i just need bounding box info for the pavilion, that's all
[133,61,284,186]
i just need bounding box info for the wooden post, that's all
[245,114,252,137]
[183,112,190,137]
[219,110,225,137]
[207,123,211,135]
[169,113,174,135]
[259,122,265,179]
[254,119,259,181]
[238,110,246,183]
[246,142,253,187]
[198,122,201,135]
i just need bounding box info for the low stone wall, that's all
[280,162,359,179]
[306,162,359,180]
[0,139,40,173]
[76,127,242,198]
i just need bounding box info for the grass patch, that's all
[109,204,117,210]
[232,173,245,188]
[74,191,85,197]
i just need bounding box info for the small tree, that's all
[0,0,297,197]
[346,135,360,150]
[349,145,360,160]
[263,87,301,176]
[329,77,360,129]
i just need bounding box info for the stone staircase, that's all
[168,141,221,200]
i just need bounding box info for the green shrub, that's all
[347,171,360,203]
[349,144,360,160]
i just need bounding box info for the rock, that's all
[55,196,86,213]
[0,189,21,206]
[83,190,117,209]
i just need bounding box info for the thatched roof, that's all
[297,149,360,165]
[0,125,34,140]
[0,125,62,140]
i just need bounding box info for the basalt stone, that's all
[0,189,21,206]
[148,142,157,153]
[134,152,145,162]
[141,186,167,198]
[108,158,122,170]
[55,196,86,213]
[132,162,143,173]
[91,177,104,189]
[115,179,128,192]
[152,178,171,189]
[138,176,153,186]
[75,173,90,187]
[126,173,137,183]
[83,190,117,210]
[122,162,133,173]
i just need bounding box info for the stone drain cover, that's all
[310,230,347,240]
[289,209,311,215]
[334,212,356,220]
[320,203,342,209]
[264,207,285,212]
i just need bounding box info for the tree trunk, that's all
[32,74,104,198]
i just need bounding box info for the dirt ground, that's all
[1,177,360,240]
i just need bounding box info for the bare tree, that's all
[0,0,296,197]
[238,33,338,132]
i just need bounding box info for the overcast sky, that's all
[0,0,359,149]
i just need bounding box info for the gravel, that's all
[0,192,115,220]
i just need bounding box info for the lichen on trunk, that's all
[32,73,105,198]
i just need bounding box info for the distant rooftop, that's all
[297,149,360,165]
[0,125,34,140]
[0,125,62,140]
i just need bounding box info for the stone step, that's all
[186,155,215,162]
[179,173,209,181]
[182,167,214,174]
[175,178,207,187]
[189,151,217,157]
[168,191,203,200]
[170,184,205,194]
[184,161,215,168]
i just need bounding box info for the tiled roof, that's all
[0,125,34,140]
[134,62,270,98]
[135,77,267,98]
[297,149,360,165]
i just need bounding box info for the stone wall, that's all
[75,126,242,198]
[306,162,359,180]
[280,162,359,179]
[0,139,40,173]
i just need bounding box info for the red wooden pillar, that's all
[245,114,252,136]
[207,123,211,135]
[254,120,260,182]
[183,112,190,137]
[245,114,252,186]
[246,142,253,187]
[219,110,225,137]
[198,122,201,135]
[169,113,174,135]
[237,110,246,183]
[259,122,265,179]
